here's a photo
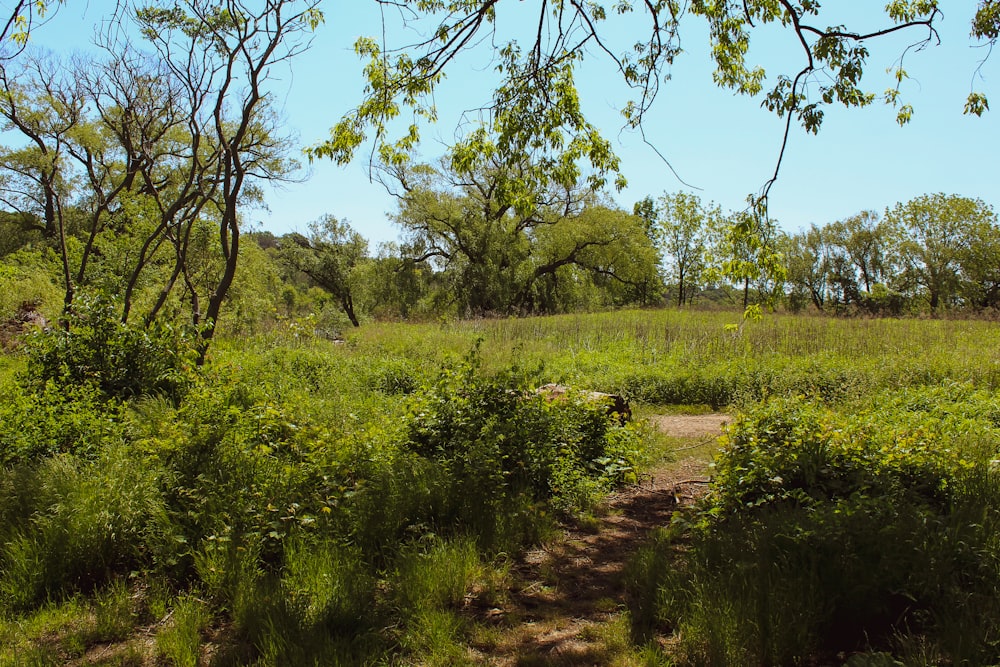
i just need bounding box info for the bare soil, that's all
[469,413,728,666]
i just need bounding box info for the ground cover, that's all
[1,308,999,665]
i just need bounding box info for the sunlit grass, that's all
[291,309,1000,407]
[4,307,1000,665]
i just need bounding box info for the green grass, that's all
[154,595,209,667]
[306,309,1000,407]
[3,307,1000,665]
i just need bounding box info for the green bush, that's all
[403,347,645,547]
[152,374,348,576]
[0,379,123,464]
[630,387,1000,664]
[24,292,196,401]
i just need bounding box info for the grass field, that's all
[2,308,999,665]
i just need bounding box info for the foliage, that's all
[3,309,1000,662]
[24,292,197,401]
[630,387,1000,664]
[385,154,659,316]
[0,248,60,320]
[404,344,645,546]
[278,215,368,327]
[0,378,122,464]
[319,1,989,221]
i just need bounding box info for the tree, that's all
[307,3,997,323]
[280,215,368,327]
[0,2,318,361]
[0,51,86,314]
[887,193,997,311]
[385,152,657,316]
[119,0,321,361]
[630,195,664,306]
[958,216,1000,309]
[655,192,718,307]
[826,211,893,295]
[710,210,786,310]
[785,224,832,312]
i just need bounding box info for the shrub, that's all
[630,388,1000,664]
[0,379,123,464]
[152,375,347,577]
[402,346,645,547]
[24,292,196,401]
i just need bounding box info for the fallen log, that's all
[535,383,631,425]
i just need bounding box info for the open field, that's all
[2,308,1000,665]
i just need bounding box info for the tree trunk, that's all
[342,294,360,327]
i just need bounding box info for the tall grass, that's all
[336,310,1000,405]
[4,307,1000,664]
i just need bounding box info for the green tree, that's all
[886,193,997,311]
[353,242,437,320]
[655,192,718,307]
[386,152,657,316]
[0,51,86,318]
[279,215,368,327]
[319,1,993,219]
[709,210,786,310]
[958,215,1000,309]
[826,210,894,295]
[630,196,663,305]
[131,0,322,361]
[785,224,832,312]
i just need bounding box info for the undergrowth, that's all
[0,309,647,666]
[627,384,1000,665]
[3,307,1000,665]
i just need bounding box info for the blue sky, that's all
[22,1,1000,245]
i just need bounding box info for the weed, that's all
[631,390,1000,664]
[155,595,209,667]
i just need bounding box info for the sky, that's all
[17,1,1000,246]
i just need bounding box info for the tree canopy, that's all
[383,150,659,316]
[320,1,997,213]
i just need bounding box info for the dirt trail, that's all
[471,413,728,666]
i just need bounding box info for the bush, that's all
[24,292,196,401]
[630,388,1000,664]
[403,346,645,547]
[0,379,123,464]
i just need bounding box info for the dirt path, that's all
[470,413,729,665]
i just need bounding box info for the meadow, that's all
[2,307,999,665]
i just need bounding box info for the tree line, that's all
[647,191,1000,316]
[4,134,997,335]
[278,188,997,325]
